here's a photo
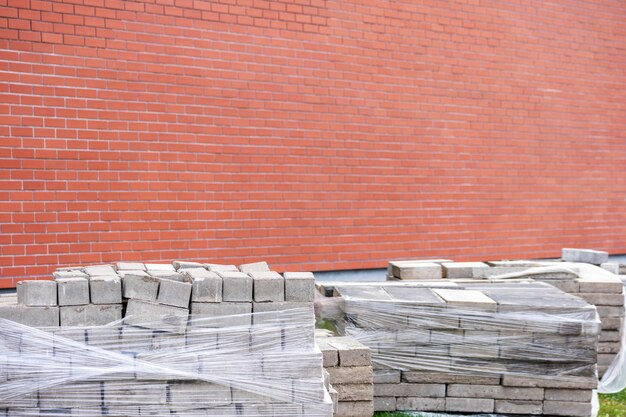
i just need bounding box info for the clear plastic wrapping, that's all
[0,308,333,417]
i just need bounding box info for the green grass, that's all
[599,390,626,417]
[372,392,626,416]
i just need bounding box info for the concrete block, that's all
[40,383,104,408]
[90,275,122,304]
[144,263,176,272]
[600,330,621,342]
[502,375,598,389]
[445,397,494,413]
[84,265,117,276]
[601,317,623,330]
[53,270,88,279]
[389,261,442,280]
[122,271,160,301]
[373,397,396,412]
[117,262,146,271]
[217,271,253,302]
[432,288,496,311]
[599,342,621,353]
[443,262,490,278]
[86,326,121,350]
[597,305,625,317]
[327,366,373,384]
[125,299,188,333]
[447,384,544,400]
[157,279,192,308]
[204,263,238,272]
[545,388,593,402]
[284,271,315,302]
[184,269,222,302]
[190,301,251,327]
[579,277,624,294]
[149,271,186,282]
[239,261,270,273]
[103,382,167,406]
[495,400,542,414]
[316,338,339,367]
[374,383,446,397]
[168,382,231,409]
[0,305,59,327]
[373,370,401,384]
[17,280,57,306]
[562,248,609,264]
[249,325,282,352]
[396,397,445,412]
[60,304,122,326]
[602,262,620,274]
[328,337,371,367]
[334,383,373,401]
[173,260,204,270]
[335,401,374,417]
[56,277,90,306]
[401,371,500,385]
[252,301,314,313]
[543,400,593,417]
[250,271,284,302]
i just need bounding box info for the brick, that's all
[562,248,609,264]
[184,268,222,302]
[60,304,122,326]
[157,278,192,308]
[17,280,57,306]
[56,277,89,305]
[284,271,315,302]
[217,270,253,302]
[90,275,122,304]
[250,270,284,302]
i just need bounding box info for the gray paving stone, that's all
[562,248,609,264]
[90,275,122,304]
[250,271,284,302]
[0,305,60,327]
[328,337,371,367]
[544,388,593,402]
[172,260,205,270]
[443,262,490,279]
[117,262,146,271]
[396,397,445,412]
[121,271,159,301]
[60,304,122,326]
[373,370,401,384]
[494,400,542,414]
[445,397,494,413]
[84,265,117,276]
[204,263,238,272]
[373,396,396,412]
[335,400,374,417]
[144,263,176,272]
[334,383,373,401]
[543,400,593,417]
[374,383,446,397]
[218,271,253,302]
[389,261,442,280]
[184,269,222,302]
[327,366,373,384]
[56,277,90,306]
[16,280,57,306]
[53,270,88,279]
[125,299,188,333]
[157,278,192,308]
[284,271,315,302]
[239,261,270,273]
[190,301,251,327]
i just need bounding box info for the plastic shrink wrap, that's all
[317,281,602,416]
[0,307,333,417]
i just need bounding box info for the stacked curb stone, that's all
[0,260,333,417]
[316,331,374,417]
[387,248,625,377]
[317,280,600,416]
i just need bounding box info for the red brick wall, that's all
[1,0,625,287]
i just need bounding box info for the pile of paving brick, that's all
[387,248,625,376]
[0,261,333,417]
[316,331,374,417]
[319,281,600,416]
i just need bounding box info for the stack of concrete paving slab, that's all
[322,281,600,416]
[0,260,332,417]
[316,331,374,417]
[387,249,625,377]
